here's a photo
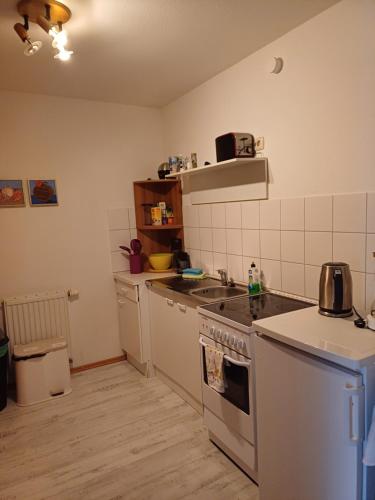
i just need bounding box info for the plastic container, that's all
[0,331,9,411]
[14,337,71,406]
[130,254,143,274]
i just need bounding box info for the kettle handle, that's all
[333,268,344,311]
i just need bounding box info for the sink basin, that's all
[190,286,247,302]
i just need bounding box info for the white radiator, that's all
[3,290,72,358]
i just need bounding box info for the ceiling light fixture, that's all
[14,0,74,62]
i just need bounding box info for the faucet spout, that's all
[217,269,228,286]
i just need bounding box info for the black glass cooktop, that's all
[200,292,314,326]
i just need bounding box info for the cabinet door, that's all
[174,301,202,403]
[254,335,363,500]
[149,292,202,404]
[118,291,142,363]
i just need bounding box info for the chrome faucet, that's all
[217,269,228,285]
[217,269,235,286]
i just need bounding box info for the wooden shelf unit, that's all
[133,179,184,270]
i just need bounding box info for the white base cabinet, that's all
[115,278,153,377]
[149,290,202,411]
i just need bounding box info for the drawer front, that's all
[116,282,138,302]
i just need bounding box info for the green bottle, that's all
[248,262,261,295]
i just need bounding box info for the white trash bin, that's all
[14,337,72,406]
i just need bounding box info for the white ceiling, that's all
[0,0,340,107]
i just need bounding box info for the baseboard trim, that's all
[70,354,126,374]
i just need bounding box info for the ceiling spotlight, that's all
[14,21,42,56]
[24,40,43,56]
[15,0,74,62]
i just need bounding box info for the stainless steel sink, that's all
[189,286,247,302]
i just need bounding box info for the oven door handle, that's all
[199,337,250,368]
[223,355,250,368]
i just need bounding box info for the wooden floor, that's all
[0,362,258,500]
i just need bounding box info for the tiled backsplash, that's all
[107,207,137,272]
[183,192,375,314]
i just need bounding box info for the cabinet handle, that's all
[120,288,129,295]
[118,299,126,305]
[166,298,174,306]
[177,302,186,312]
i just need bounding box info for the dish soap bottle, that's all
[248,262,261,295]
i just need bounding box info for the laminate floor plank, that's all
[0,362,258,500]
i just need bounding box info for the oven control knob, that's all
[210,326,216,336]
[216,329,222,340]
[237,340,244,350]
[230,335,235,346]
[223,332,229,342]
[233,339,238,349]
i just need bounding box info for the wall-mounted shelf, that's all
[165,157,267,178]
[166,157,268,204]
[133,179,184,270]
[138,224,183,231]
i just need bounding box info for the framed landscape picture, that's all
[28,179,58,206]
[0,180,25,207]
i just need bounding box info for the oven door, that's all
[199,335,255,444]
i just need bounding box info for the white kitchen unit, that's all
[114,272,175,376]
[253,306,375,500]
[148,288,202,413]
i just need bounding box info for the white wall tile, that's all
[212,228,227,254]
[281,231,304,264]
[241,201,260,229]
[199,228,213,251]
[130,228,137,240]
[226,229,242,256]
[333,193,366,233]
[107,208,129,230]
[260,199,280,230]
[200,251,214,275]
[243,257,261,283]
[352,271,366,314]
[111,251,129,272]
[225,203,242,228]
[260,230,281,260]
[188,227,200,250]
[199,205,212,228]
[227,254,243,282]
[305,195,332,231]
[242,230,260,257]
[188,249,201,268]
[183,205,199,227]
[213,252,227,274]
[333,233,366,272]
[367,234,375,274]
[128,207,136,228]
[184,227,191,248]
[305,265,321,300]
[281,198,304,230]
[305,232,332,266]
[282,262,305,296]
[212,204,226,228]
[109,229,131,252]
[366,273,375,313]
[260,259,281,290]
[367,193,375,233]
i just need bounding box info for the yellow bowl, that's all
[148,253,173,271]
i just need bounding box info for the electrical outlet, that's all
[255,137,264,151]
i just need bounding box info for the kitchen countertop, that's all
[253,306,375,371]
[114,271,177,286]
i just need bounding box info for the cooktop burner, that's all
[200,292,314,327]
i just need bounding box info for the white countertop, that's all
[253,306,375,371]
[114,271,177,286]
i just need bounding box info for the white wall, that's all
[162,0,375,311]
[162,0,375,198]
[0,91,163,366]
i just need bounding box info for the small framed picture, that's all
[28,179,58,206]
[0,180,25,207]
